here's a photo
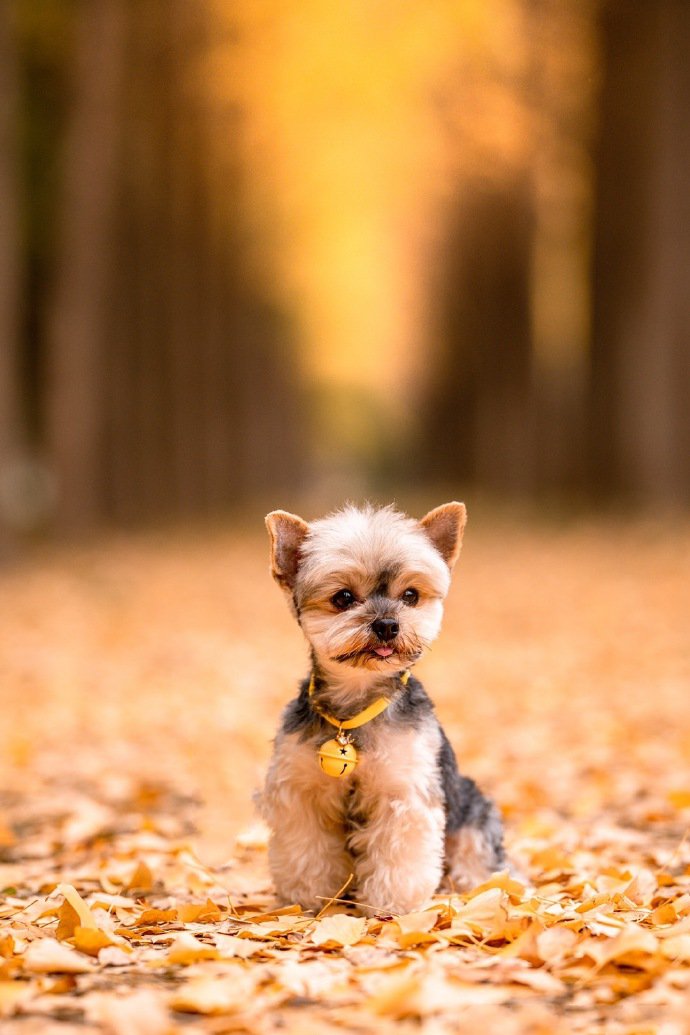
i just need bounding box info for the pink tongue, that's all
[375,646,394,657]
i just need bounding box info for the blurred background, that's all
[0,1,689,874]
[1,0,689,543]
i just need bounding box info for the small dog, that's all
[258,501,506,915]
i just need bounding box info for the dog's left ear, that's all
[265,510,310,590]
[420,502,467,570]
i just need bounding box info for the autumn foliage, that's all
[1,516,689,1032]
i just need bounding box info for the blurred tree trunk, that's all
[0,2,24,546]
[46,0,126,530]
[590,0,690,505]
[420,172,536,492]
[41,0,303,531]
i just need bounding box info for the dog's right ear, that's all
[265,510,310,590]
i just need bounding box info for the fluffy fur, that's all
[258,501,506,915]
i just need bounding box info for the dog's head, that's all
[265,502,466,675]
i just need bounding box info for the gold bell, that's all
[318,732,358,778]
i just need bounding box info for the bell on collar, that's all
[318,730,358,778]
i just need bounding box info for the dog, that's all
[257,501,506,915]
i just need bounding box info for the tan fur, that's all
[443,827,496,892]
[258,732,352,908]
[258,718,446,914]
[349,719,446,915]
[259,501,491,915]
[420,502,467,570]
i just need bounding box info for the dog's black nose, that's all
[372,618,399,642]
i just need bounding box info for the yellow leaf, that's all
[126,861,154,893]
[467,870,526,902]
[176,899,222,923]
[170,972,254,1014]
[365,971,421,1016]
[660,934,690,961]
[535,925,578,964]
[56,900,81,942]
[22,939,94,974]
[0,821,16,848]
[56,884,98,931]
[239,916,310,939]
[240,903,302,921]
[651,903,678,926]
[397,930,439,949]
[0,936,14,959]
[394,910,439,935]
[135,908,178,926]
[447,887,508,939]
[581,927,659,968]
[92,988,171,1035]
[72,927,120,958]
[0,980,33,1018]
[167,933,219,964]
[310,914,367,947]
[668,790,690,809]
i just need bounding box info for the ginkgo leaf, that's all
[660,934,690,962]
[166,933,220,964]
[169,972,255,1014]
[56,884,98,931]
[310,914,367,947]
[176,899,222,923]
[580,928,659,969]
[0,980,34,1018]
[72,926,123,958]
[126,861,155,893]
[22,939,95,974]
[394,910,440,935]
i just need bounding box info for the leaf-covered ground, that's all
[1,511,690,1034]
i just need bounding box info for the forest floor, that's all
[1,509,690,1034]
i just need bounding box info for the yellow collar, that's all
[308,670,410,731]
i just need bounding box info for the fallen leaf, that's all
[56,884,98,931]
[310,914,367,947]
[22,938,95,974]
[0,980,34,1017]
[169,971,255,1014]
[167,933,220,964]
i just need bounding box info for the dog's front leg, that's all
[258,733,352,911]
[349,723,446,915]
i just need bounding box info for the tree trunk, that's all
[46,0,126,530]
[590,0,690,506]
[421,172,536,493]
[0,1,24,547]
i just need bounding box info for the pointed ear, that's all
[265,510,310,589]
[419,502,467,570]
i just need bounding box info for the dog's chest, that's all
[298,717,444,818]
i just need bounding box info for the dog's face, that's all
[265,503,466,675]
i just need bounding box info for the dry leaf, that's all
[167,933,220,964]
[660,934,690,962]
[0,980,34,1018]
[91,988,172,1035]
[22,939,95,974]
[169,972,254,1014]
[2,521,689,1033]
[176,899,222,923]
[125,861,155,893]
[56,884,98,931]
[310,914,367,947]
[72,927,121,958]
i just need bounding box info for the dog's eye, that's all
[332,589,356,610]
[401,588,419,606]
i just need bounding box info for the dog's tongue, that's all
[374,646,394,657]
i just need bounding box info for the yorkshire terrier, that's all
[258,502,506,915]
